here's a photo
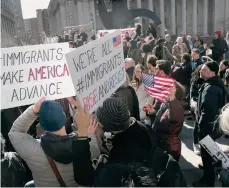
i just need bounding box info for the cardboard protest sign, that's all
[65,30,125,113]
[199,135,229,170]
[1,43,75,109]
[98,28,135,39]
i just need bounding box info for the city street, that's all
[180,117,229,186]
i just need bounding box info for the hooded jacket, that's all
[196,76,226,138]
[9,106,97,187]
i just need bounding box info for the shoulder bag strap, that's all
[46,156,66,187]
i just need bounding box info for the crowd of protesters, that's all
[1,23,229,187]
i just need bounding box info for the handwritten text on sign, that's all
[1,43,75,109]
[65,30,125,113]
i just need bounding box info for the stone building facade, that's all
[1,0,16,47]
[12,0,25,44]
[129,0,229,37]
[48,0,96,36]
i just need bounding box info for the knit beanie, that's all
[96,97,130,132]
[205,61,219,75]
[39,100,66,132]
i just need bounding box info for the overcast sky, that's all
[21,0,51,19]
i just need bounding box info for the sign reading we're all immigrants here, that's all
[65,30,126,113]
[1,43,75,109]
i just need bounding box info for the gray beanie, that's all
[96,97,130,132]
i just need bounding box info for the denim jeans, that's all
[24,180,35,187]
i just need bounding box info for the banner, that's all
[1,43,75,109]
[65,30,125,113]
[98,28,135,39]
[199,135,229,170]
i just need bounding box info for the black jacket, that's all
[211,38,229,62]
[108,122,153,163]
[196,76,226,138]
[190,77,204,102]
[146,27,157,39]
[171,62,192,86]
[1,152,27,187]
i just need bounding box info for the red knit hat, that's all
[215,30,222,36]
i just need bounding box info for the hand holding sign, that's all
[32,97,45,114]
[67,97,90,137]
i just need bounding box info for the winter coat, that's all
[1,152,27,187]
[108,121,153,163]
[211,38,229,62]
[164,41,173,53]
[191,58,203,72]
[196,76,226,139]
[8,106,98,187]
[152,45,175,63]
[172,43,189,62]
[153,100,184,161]
[190,77,204,102]
[146,27,157,38]
[114,86,140,121]
[171,61,192,86]
[127,49,143,64]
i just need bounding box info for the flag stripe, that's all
[142,73,174,102]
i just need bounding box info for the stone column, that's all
[159,0,165,37]
[127,0,130,9]
[182,0,187,34]
[60,0,67,31]
[203,0,208,36]
[148,0,153,11]
[171,0,176,35]
[193,0,197,35]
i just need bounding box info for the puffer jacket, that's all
[9,106,99,187]
[153,100,184,161]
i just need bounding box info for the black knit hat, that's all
[205,61,219,75]
[96,97,130,132]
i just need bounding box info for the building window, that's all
[68,12,73,19]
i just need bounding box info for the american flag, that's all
[142,73,174,103]
[112,35,121,47]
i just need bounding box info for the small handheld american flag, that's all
[142,73,174,103]
[112,35,121,47]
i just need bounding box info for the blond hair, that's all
[219,104,229,135]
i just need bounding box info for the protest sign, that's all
[1,43,75,109]
[65,30,125,113]
[98,28,135,39]
[199,135,229,170]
